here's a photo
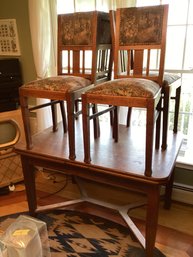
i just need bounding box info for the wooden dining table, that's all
[14,119,182,257]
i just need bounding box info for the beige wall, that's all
[0,0,36,83]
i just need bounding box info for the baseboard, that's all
[172,183,193,205]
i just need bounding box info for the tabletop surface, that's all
[15,119,182,183]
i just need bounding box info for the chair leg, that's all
[51,100,58,132]
[173,86,181,133]
[92,104,100,139]
[145,100,154,176]
[126,107,132,127]
[162,85,169,150]
[75,99,79,120]
[20,95,33,149]
[109,105,114,126]
[82,95,91,163]
[66,95,76,160]
[59,101,68,133]
[113,106,119,142]
[155,98,162,149]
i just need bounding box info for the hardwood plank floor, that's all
[0,170,193,256]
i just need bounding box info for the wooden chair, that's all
[19,11,112,160]
[110,8,181,150]
[82,5,169,176]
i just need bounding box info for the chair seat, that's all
[86,78,160,98]
[126,71,180,86]
[21,76,91,94]
[163,73,180,85]
[146,71,180,85]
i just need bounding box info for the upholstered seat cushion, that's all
[146,71,180,85]
[123,71,181,86]
[86,78,160,98]
[163,73,181,85]
[21,76,91,93]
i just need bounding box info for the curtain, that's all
[57,0,118,13]
[116,0,136,7]
[28,0,57,132]
[57,0,136,12]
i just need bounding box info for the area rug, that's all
[0,210,166,257]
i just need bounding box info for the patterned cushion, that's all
[147,72,180,85]
[21,76,91,93]
[86,78,160,98]
[59,12,93,45]
[163,73,181,85]
[59,12,111,46]
[119,6,164,45]
[147,71,181,85]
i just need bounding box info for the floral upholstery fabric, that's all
[58,12,111,46]
[86,78,160,98]
[147,72,180,85]
[21,76,91,93]
[119,6,164,45]
[59,12,93,45]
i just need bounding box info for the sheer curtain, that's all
[57,0,136,13]
[57,0,116,13]
[28,0,57,132]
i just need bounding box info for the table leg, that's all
[20,95,33,150]
[145,186,160,257]
[66,94,76,160]
[20,155,37,216]
[164,169,175,209]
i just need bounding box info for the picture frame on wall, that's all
[0,19,21,56]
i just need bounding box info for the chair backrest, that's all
[112,5,168,86]
[58,11,113,84]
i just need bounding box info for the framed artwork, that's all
[0,19,21,56]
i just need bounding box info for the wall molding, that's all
[172,183,193,205]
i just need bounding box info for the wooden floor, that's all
[0,170,193,256]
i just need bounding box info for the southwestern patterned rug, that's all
[0,210,166,257]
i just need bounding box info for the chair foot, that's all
[53,127,58,133]
[126,107,132,127]
[69,154,76,161]
[26,143,33,150]
[161,144,167,150]
[173,129,178,134]
[145,169,152,177]
[84,157,91,164]
[173,85,181,134]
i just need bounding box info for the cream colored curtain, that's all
[28,0,57,132]
[116,0,136,8]
[73,0,136,10]
[57,0,117,13]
